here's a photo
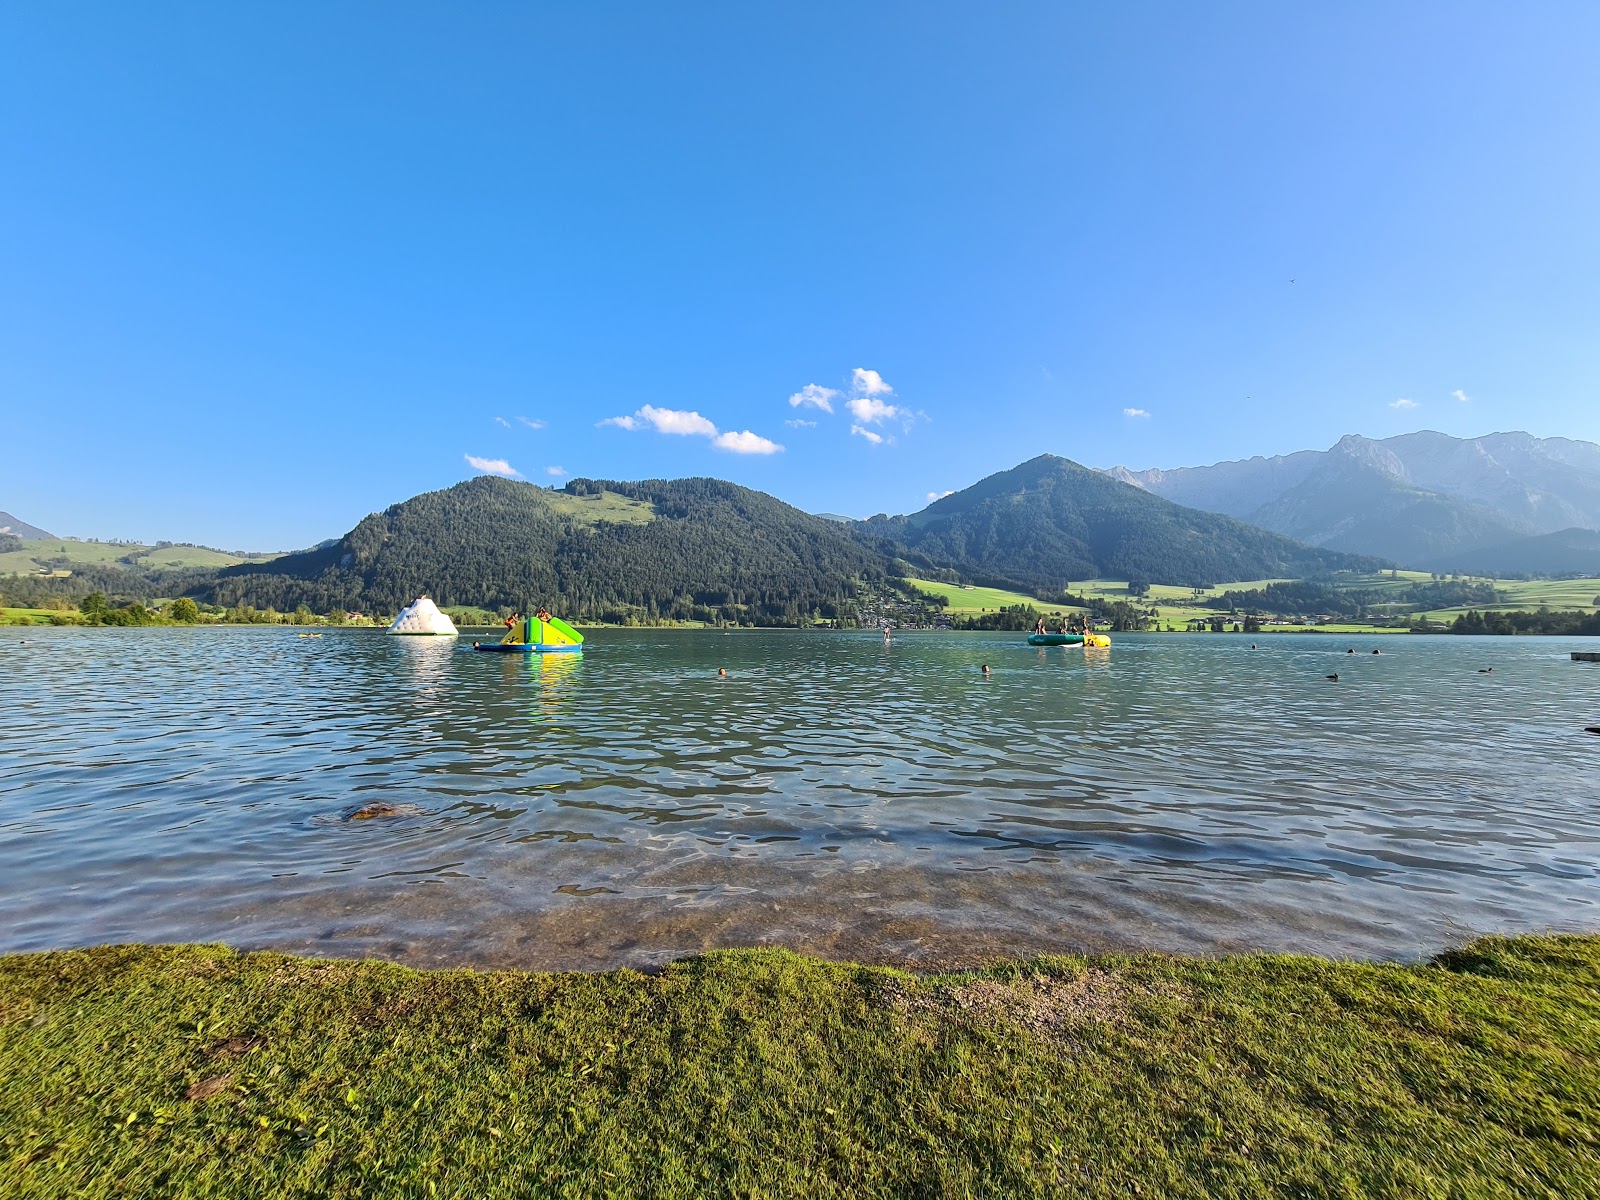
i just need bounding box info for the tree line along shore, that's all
[1,935,1596,1198]
[6,574,1600,636]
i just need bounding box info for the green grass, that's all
[125,546,279,570]
[0,539,277,575]
[1420,578,1600,622]
[541,489,656,527]
[3,936,1598,1198]
[903,577,1055,613]
[0,607,60,626]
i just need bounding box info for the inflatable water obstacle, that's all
[474,613,584,654]
[1026,632,1112,648]
[388,597,458,636]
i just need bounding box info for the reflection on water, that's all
[2,626,1598,970]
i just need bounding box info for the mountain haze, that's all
[1425,528,1600,577]
[1110,431,1600,569]
[0,511,55,540]
[860,455,1378,590]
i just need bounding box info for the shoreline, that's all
[4,935,1596,1197]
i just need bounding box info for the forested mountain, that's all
[1109,431,1600,566]
[858,455,1378,590]
[209,475,898,623]
[1425,527,1600,577]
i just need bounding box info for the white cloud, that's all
[518,416,545,429]
[1390,397,1419,410]
[851,425,885,445]
[851,368,893,396]
[712,430,784,455]
[546,466,567,478]
[847,395,903,425]
[465,454,520,477]
[598,404,784,455]
[637,405,718,436]
[785,418,817,428]
[787,384,838,413]
[1123,407,1151,419]
[1452,389,1470,404]
[926,490,955,502]
[493,416,510,428]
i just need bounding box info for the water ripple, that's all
[2,626,1599,969]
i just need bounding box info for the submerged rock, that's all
[345,802,402,821]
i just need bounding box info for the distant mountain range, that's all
[859,455,1376,590]
[1108,431,1600,573]
[0,511,54,540]
[204,455,1373,620]
[9,430,1597,620]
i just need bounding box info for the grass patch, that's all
[541,489,656,528]
[3,936,1598,1197]
[124,546,278,571]
[0,607,60,626]
[903,577,1055,614]
[0,539,276,575]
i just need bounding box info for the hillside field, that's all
[0,539,278,576]
[906,571,1599,631]
[903,578,1054,614]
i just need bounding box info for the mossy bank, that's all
[3,937,1597,1198]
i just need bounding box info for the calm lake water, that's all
[3,627,1599,970]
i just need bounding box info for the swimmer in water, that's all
[981,664,991,676]
[717,667,727,678]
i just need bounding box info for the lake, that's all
[3,626,1598,970]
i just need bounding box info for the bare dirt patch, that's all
[185,1074,234,1102]
[884,968,1175,1041]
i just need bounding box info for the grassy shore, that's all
[3,938,1597,1198]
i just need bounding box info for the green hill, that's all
[1423,527,1600,577]
[860,454,1382,590]
[211,476,895,623]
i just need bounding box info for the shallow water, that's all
[2,626,1598,969]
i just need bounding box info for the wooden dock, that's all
[1573,652,1600,662]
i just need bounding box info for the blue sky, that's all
[3,3,1598,549]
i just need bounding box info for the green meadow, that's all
[904,578,1052,614]
[0,607,60,626]
[0,539,277,576]
[541,489,657,527]
[3,937,1597,1199]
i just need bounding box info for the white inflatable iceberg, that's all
[387,596,459,636]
